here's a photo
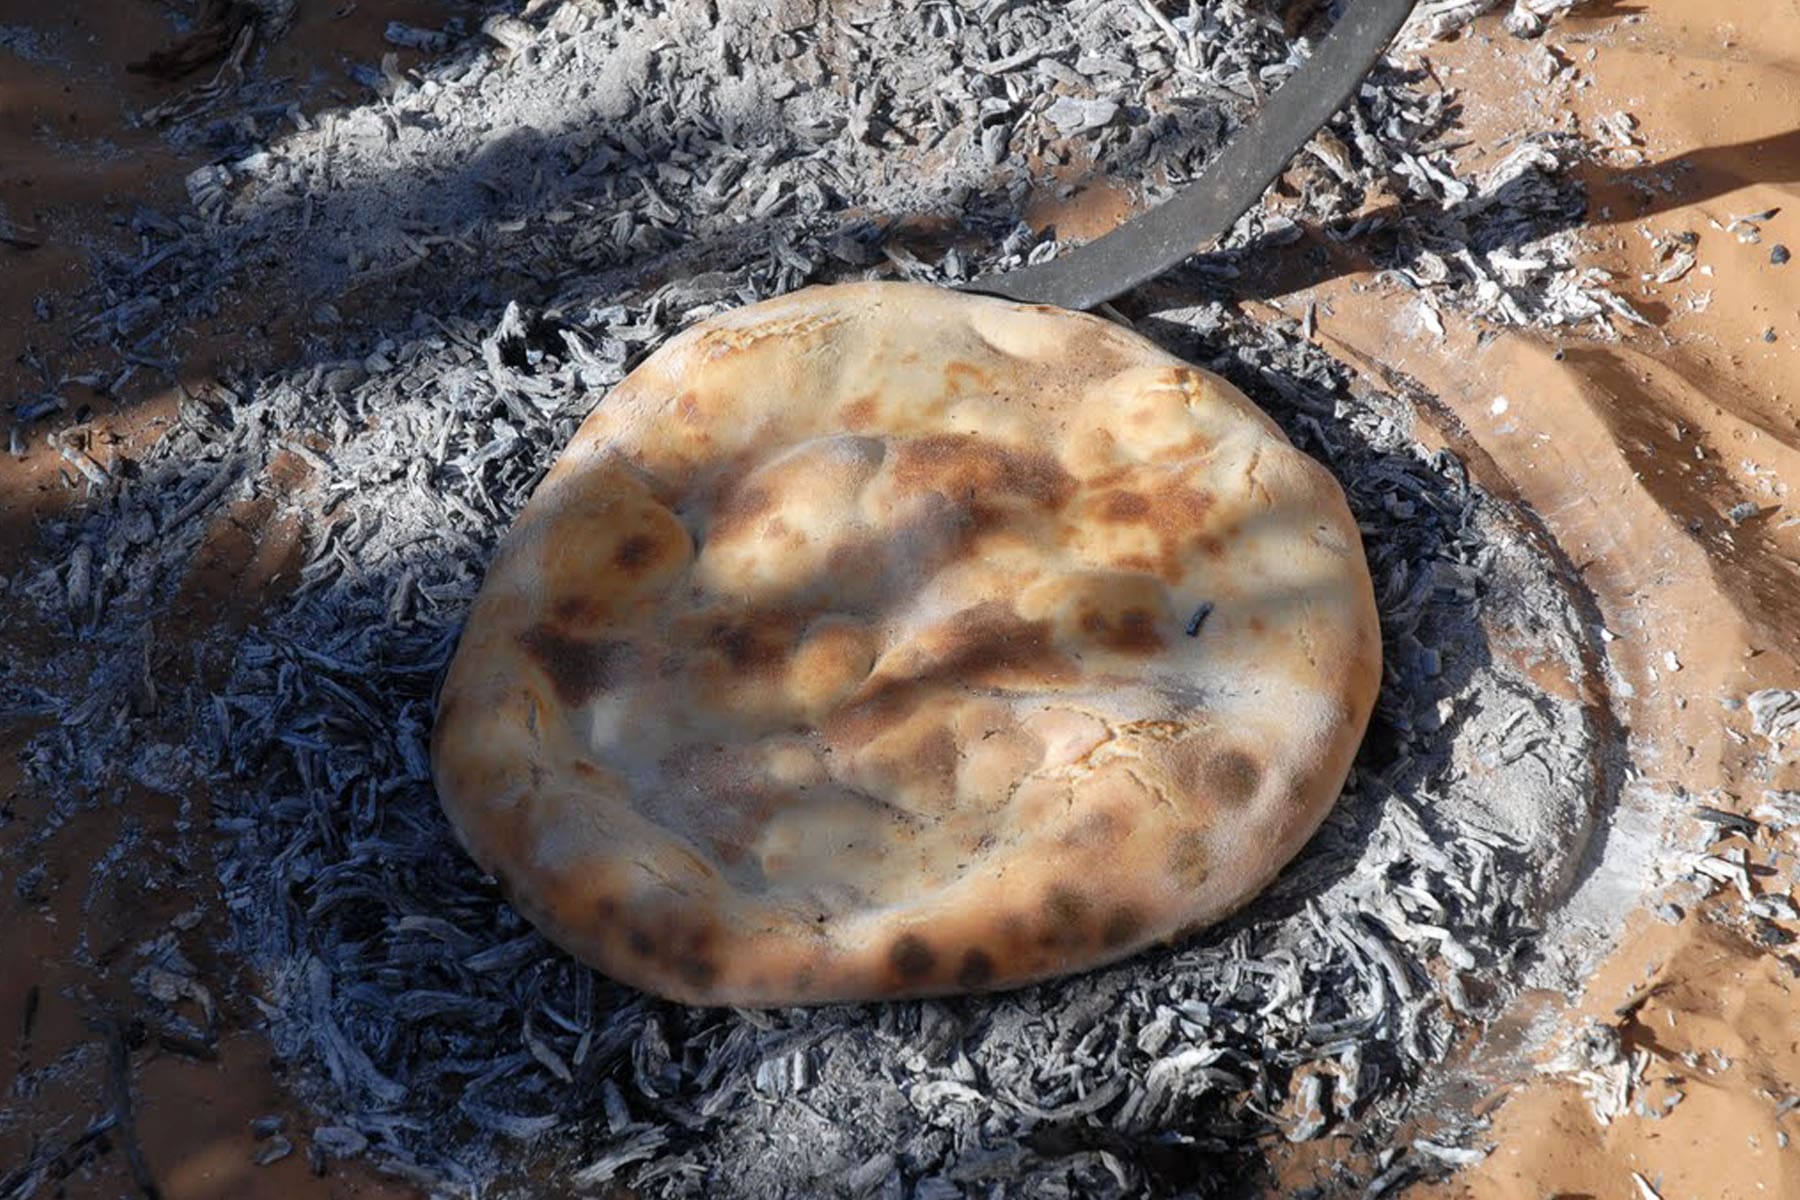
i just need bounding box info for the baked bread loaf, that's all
[431,282,1381,1006]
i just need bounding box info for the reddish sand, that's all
[1280,2,1800,1194]
[2,7,440,1197]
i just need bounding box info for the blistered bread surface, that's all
[431,282,1381,1005]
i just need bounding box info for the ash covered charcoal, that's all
[77,0,1631,380]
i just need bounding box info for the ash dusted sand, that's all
[1354,1,1800,1195]
[433,282,1379,1006]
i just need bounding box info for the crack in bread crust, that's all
[431,282,1381,1007]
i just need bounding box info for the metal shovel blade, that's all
[962,0,1419,311]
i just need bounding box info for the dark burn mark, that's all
[612,532,659,572]
[1085,482,1220,584]
[552,594,604,628]
[620,905,725,990]
[890,934,936,981]
[1101,906,1145,948]
[1114,609,1161,651]
[1080,606,1164,654]
[651,918,719,991]
[1185,602,1214,638]
[928,603,1069,686]
[678,956,719,989]
[957,948,996,989]
[712,623,759,667]
[1205,749,1263,806]
[705,615,788,672]
[843,603,1072,724]
[825,678,930,747]
[890,434,1074,515]
[1045,885,1091,927]
[517,627,629,705]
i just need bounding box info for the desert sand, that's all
[1379,4,1800,1196]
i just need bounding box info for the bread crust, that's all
[431,282,1381,1006]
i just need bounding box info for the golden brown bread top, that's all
[430,282,1381,1006]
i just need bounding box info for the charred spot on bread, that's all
[516,627,629,706]
[1045,885,1091,927]
[1101,906,1146,949]
[613,532,660,572]
[889,933,936,981]
[956,948,996,989]
[1204,749,1264,807]
[677,956,719,990]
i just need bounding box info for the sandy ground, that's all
[1383,4,1800,1195]
[2,1,1797,1198]
[1267,3,1800,1194]
[2,7,452,1197]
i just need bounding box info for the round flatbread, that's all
[431,281,1381,1006]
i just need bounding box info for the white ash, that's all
[69,0,1637,411]
[1402,0,1583,45]
[3,1,1642,1196]
[1747,689,1800,761]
